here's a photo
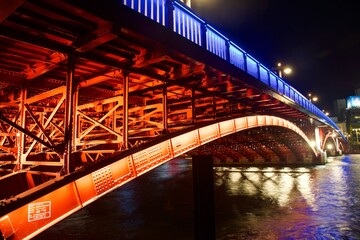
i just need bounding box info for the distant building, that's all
[355,87,360,96]
[333,99,346,122]
[345,96,360,152]
[337,122,347,137]
[333,89,360,153]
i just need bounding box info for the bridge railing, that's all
[122,0,341,134]
[122,0,167,26]
[173,1,203,45]
[205,24,228,60]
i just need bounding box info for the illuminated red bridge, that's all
[0,0,347,239]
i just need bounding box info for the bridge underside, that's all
[190,126,316,165]
[0,0,318,175]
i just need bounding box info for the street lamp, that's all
[180,0,191,7]
[308,93,318,103]
[274,62,292,78]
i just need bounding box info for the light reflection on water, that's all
[215,166,316,208]
[35,155,360,240]
[215,155,360,239]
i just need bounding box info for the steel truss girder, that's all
[0,111,54,151]
[0,84,67,172]
[0,113,19,157]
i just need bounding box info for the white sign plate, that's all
[28,201,51,222]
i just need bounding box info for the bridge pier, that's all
[192,155,215,240]
[320,150,327,163]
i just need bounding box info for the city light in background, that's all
[180,0,191,7]
[188,0,335,117]
[189,0,358,117]
[180,0,336,119]
[308,93,318,103]
[308,93,330,116]
[273,62,292,78]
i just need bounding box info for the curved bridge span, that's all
[0,115,320,239]
[0,0,347,239]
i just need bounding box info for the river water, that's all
[35,154,360,239]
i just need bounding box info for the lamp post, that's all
[322,109,330,116]
[308,94,330,116]
[180,0,191,7]
[274,62,292,78]
[308,93,318,103]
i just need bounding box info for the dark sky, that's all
[191,0,360,113]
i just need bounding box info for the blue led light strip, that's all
[122,0,344,138]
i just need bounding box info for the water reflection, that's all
[215,155,360,239]
[35,155,360,240]
[215,166,315,208]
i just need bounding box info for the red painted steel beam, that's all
[0,111,62,153]
[74,23,119,53]
[0,0,25,23]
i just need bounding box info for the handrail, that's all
[121,0,344,139]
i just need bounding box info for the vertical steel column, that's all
[335,135,340,155]
[212,95,216,119]
[192,155,215,240]
[63,53,75,174]
[314,127,321,152]
[39,113,44,152]
[333,131,342,155]
[123,72,129,149]
[112,101,119,145]
[192,88,196,123]
[16,86,27,171]
[162,83,168,134]
[72,86,79,151]
[314,127,327,163]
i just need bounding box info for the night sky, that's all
[191,0,359,114]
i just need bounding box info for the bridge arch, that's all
[126,115,317,178]
[193,126,316,165]
[0,115,317,239]
[321,131,344,155]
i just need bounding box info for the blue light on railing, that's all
[278,80,284,94]
[284,84,290,98]
[205,24,229,41]
[206,25,228,59]
[245,54,259,78]
[173,2,203,45]
[172,1,205,23]
[121,0,343,135]
[269,72,277,90]
[229,42,246,70]
[259,64,269,85]
[123,0,166,25]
